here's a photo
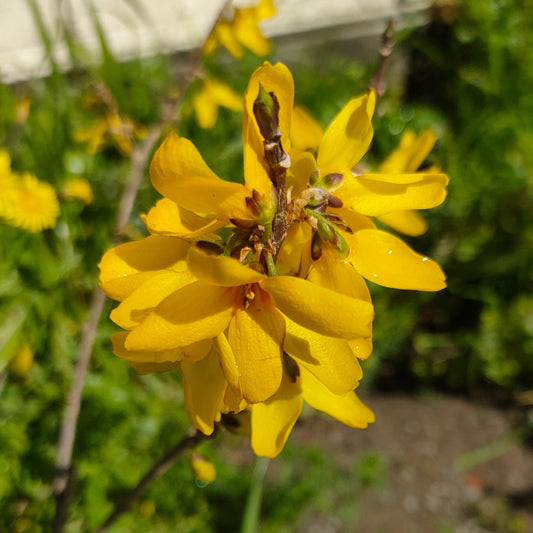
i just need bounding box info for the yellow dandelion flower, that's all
[2,173,60,233]
[61,177,94,204]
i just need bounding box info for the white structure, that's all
[0,0,431,82]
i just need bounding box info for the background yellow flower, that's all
[1,172,60,233]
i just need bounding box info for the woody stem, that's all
[253,88,291,264]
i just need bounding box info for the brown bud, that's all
[323,172,344,189]
[327,193,343,208]
[253,85,280,141]
[311,232,323,260]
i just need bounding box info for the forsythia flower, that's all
[190,453,216,483]
[61,177,94,204]
[376,129,440,236]
[75,113,147,157]
[192,78,243,129]
[203,0,275,59]
[99,61,448,457]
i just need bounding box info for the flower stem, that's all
[240,456,270,533]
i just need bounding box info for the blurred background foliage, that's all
[0,0,532,531]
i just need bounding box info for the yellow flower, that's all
[190,453,216,483]
[192,78,243,129]
[98,62,376,451]
[376,129,439,236]
[287,90,448,291]
[75,113,147,157]
[203,0,275,59]
[8,343,34,375]
[61,177,94,204]
[100,244,372,422]
[249,359,374,457]
[145,62,294,237]
[98,61,449,457]
[2,172,60,233]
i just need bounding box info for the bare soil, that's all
[292,393,533,533]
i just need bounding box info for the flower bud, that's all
[253,85,280,140]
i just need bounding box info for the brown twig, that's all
[253,89,291,263]
[52,1,234,529]
[370,19,394,98]
[94,429,216,533]
[52,122,167,533]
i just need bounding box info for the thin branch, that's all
[94,429,216,533]
[52,122,165,533]
[52,1,239,530]
[370,19,394,98]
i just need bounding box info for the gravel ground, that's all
[292,394,533,533]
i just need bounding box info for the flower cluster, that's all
[0,149,60,233]
[99,62,448,457]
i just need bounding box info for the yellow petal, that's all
[190,454,216,483]
[348,337,373,360]
[125,282,235,351]
[380,129,437,174]
[342,172,449,216]
[214,333,240,391]
[288,149,317,198]
[261,276,373,339]
[186,246,265,286]
[255,0,276,19]
[251,372,302,457]
[182,350,226,435]
[377,210,428,236]
[227,291,284,403]
[150,132,250,219]
[234,13,272,56]
[285,318,362,394]
[308,248,371,302]
[243,62,294,199]
[333,206,376,233]
[300,366,374,428]
[145,198,228,238]
[317,92,374,174]
[111,331,211,363]
[306,254,374,361]
[348,229,446,291]
[192,87,219,129]
[111,270,196,330]
[98,236,190,301]
[205,79,243,111]
[129,361,181,374]
[290,106,324,150]
[216,21,244,59]
[223,384,247,414]
[277,221,313,277]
